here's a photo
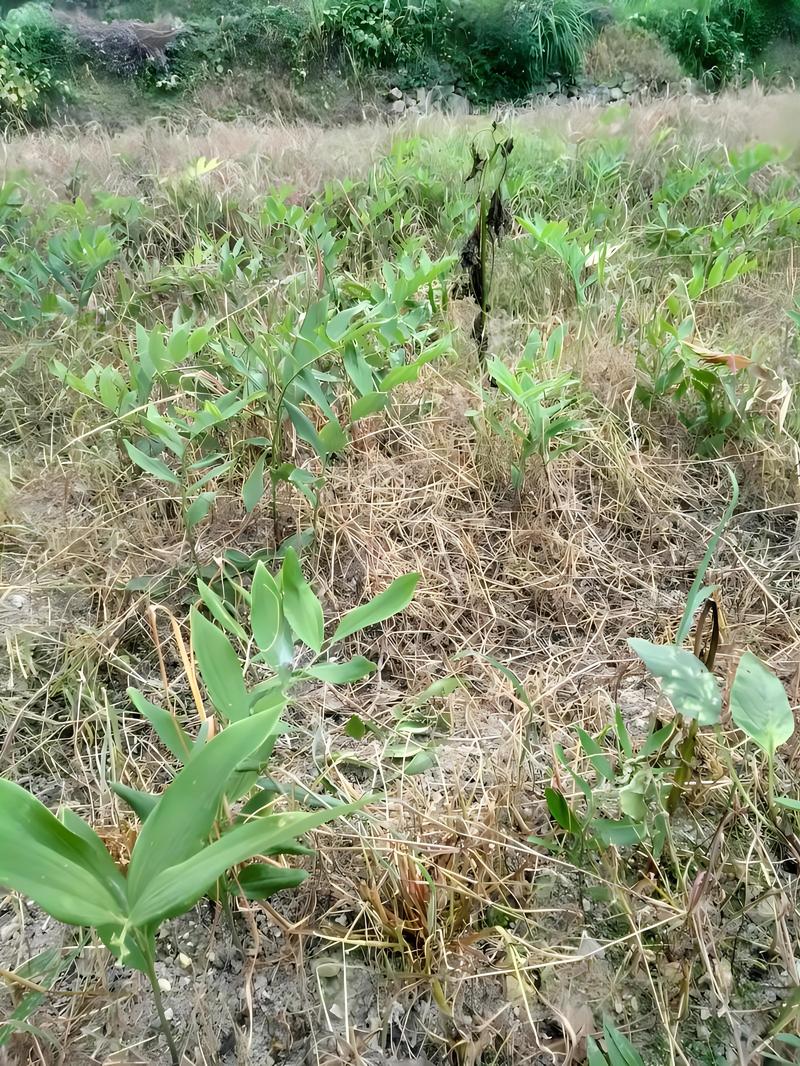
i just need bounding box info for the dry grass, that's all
[1,91,800,1065]
[4,86,800,201]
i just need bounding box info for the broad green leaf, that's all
[588,1037,608,1066]
[285,401,325,457]
[191,608,249,722]
[231,862,307,900]
[123,440,181,485]
[251,561,281,653]
[126,706,285,907]
[628,639,721,725]
[0,779,125,928]
[350,391,388,421]
[592,818,646,848]
[130,802,360,925]
[619,771,649,821]
[185,491,215,530]
[127,687,192,762]
[318,418,349,455]
[332,573,419,643]
[575,727,613,781]
[242,453,267,514]
[281,548,324,653]
[775,795,800,811]
[344,714,368,739]
[602,1019,645,1066]
[110,781,159,822]
[304,657,376,683]
[196,578,248,642]
[545,787,582,834]
[730,651,794,757]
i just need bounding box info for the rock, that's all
[609,86,624,101]
[546,81,558,94]
[621,78,637,93]
[414,86,427,103]
[0,920,18,942]
[387,86,403,100]
[158,977,171,993]
[163,1007,174,1022]
[445,93,470,116]
[553,93,569,106]
[389,99,406,115]
[178,952,192,969]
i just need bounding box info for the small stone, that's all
[621,78,637,93]
[7,594,25,610]
[158,977,171,993]
[315,961,341,979]
[163,1007,174,1022]
[387,86,403,100]
[329,1002,344,1019]
[178,952,192,970]
[389,100,406,115]
[546,81,557,94]
[445,93,470,116]
[414,86,427,103]
[0,920,18,942]
[609,87,624,101]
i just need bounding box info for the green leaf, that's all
[285,401,325,457]
[592,818,646,848]
[350,391,388,421]
[0,779,126,928]
[545,787,582,834]
[126,706,286,911]
[730,651,794,757]
[332,573,419,643]
[575,727,613,781]
[628,639,721,725]
[588,1036,609,1066]
[242,453,267,514]
[109,781,159,822]
[130,802,360,925]
[775,795,800,811]
[196,578,248,642]
[305,657,376,683]
[127,687,192,762]
[602,1019,645,1066]
[318,419,349,455]
[251,561,282,653]
[281,548,324,654]
[185,491,215,530]
[191,608,249,722]
[232,862,308,900]
[123,440,181,485]
[344,714,368,739]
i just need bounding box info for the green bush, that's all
[618,0,800,84]
[0,4,69,124]
[319,0,594,98]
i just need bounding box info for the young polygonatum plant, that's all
[0,707,362,1063]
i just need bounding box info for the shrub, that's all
[0,4,68,124]
[319,0,595,99]
[618,0,800,84]
[585,21,684,84]
[449,0,594,97]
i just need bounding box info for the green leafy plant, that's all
[588,1019,646,1066]
[0,709,360,1066]
[2,559,420,1062]
[480,325,582,492]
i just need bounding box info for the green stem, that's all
[667,717,699,815]
[144,947,179,1066]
